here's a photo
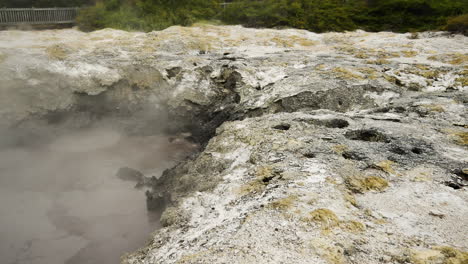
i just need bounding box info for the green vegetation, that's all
[77,0,221,32]
[355,0,468,32]
[345,174,389,193]
[2,0,467,34]
[446,14,468,35]
[222,0,468,33]
[221,0,362,32]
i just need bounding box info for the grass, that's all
[401,50,418,57]
[419,70,443,79]
[239,179,266,194]
[269,195,298,211]
[269,36,318,48]
[345,175,389,193]
[366,59,391,65]
[343,191,358,207]
[238,166,276,195]
[309,238,346,264]
[374,160,396,174]
[453,131,468,146]
[445,129,468,146]
[409,246,468,264]
[435,246,468,263]
[421,104,446,113]
[340,220,365,233]
[446,14,468,35]
[332,144,349,154]
[357,67,380,79]
[305,208,340,228]
[428,53,468,65]
[455,76,468,87]
[191,20,225,27]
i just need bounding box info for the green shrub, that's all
[446,14,468,35]
[75,0,468,33]
[76,3,108,32]
[355,0,468,32]
[76,0,220,32]
[221,0,360,33]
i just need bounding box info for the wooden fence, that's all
[0,8,79,25]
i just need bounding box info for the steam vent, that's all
[0,25,467,264]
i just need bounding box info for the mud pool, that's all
[0,126,195,264]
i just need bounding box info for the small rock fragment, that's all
[429,210,445,219]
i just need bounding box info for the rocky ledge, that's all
[0,25,467,263]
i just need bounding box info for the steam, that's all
[0,27,200,264]
[0,124,196,264]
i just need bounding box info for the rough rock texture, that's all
[0,25,467,263]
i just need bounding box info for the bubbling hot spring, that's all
[0,124,197,264]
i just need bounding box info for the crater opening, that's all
[303,152,316,158]
[273,123,291,131]
[390,146,407,155]
[411,147,424,154]
[344,129,389,143]
[323,119,349,128]
[342,151,366,161]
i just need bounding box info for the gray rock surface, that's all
[0,25,467,263]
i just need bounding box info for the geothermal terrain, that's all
[0,25,467,264]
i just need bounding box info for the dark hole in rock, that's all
[324,119,349,128]
[390,146,407,155]
[452,169,468,181]
[411,147,424,154]
[453,123,468,128]
[234,93,241,104]
[224,71,242,90]
[344,129,389,143]
[338,100,343,106]
[301,118,349,129]
[342,151,366,161]
[303,152,316,158]
[393,106,406,113]
[166,67,182,79]
[444,181,463,190]
[221,57,237,61]
[262,175,275,183]
[446,86,456,91]
[373,107,391,113]
[273,124,291,130]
